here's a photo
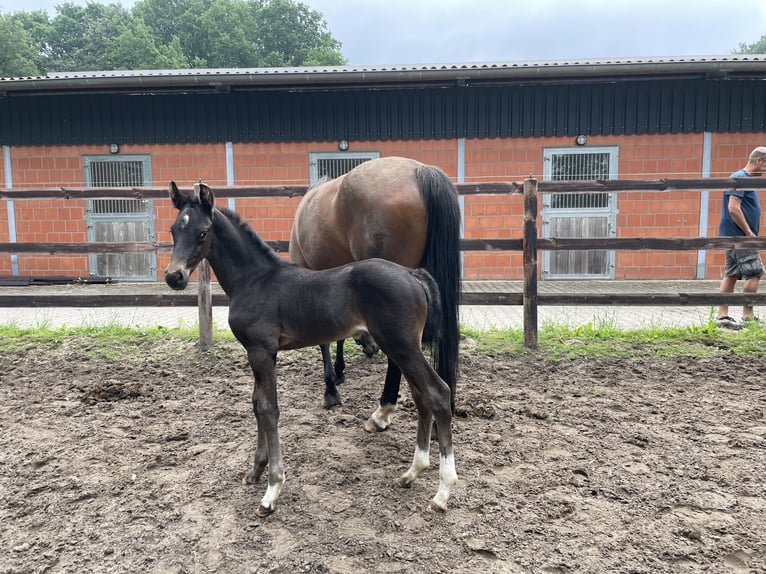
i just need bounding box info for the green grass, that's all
[3,317,766,360]
[461,316,766,359]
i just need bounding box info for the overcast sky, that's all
[0,0,764,65]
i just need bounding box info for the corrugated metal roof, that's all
[2,55,765,93]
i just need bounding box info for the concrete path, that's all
[0,280,726,331]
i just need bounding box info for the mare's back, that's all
[339,157,428,267]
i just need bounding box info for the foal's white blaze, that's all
[179,213,190,230]
[431,452,457,511]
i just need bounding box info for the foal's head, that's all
[165,181,215,290]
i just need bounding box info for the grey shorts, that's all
[724,248,765,280]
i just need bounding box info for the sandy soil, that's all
[1,336,765,574]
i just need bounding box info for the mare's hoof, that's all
[363,418,389,433]
[256,504,274,517]
[242,471,260,485]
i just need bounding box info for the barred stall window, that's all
[83,156,155,281]
[542,147,618,279]
[309,152,379,184]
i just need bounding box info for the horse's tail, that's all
[416,164,461,413]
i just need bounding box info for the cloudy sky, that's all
[0,0,764,65]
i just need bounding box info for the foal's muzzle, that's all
[165,265,190,290]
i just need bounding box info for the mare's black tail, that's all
[415,164,461,413]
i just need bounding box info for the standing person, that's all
[716,146,766,329]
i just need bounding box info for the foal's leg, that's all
[242,347,285,517]
[363,359,401,432]
[319,344,342,408]
[333,340,346,383]
[395,356,457,512]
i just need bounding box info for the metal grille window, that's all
[542,146,618,279]
[309,151,379,184]
[83,155,155,281]
[550,152,611,209]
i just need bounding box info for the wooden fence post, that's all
[197,259,213,350]
[523,178,539,349]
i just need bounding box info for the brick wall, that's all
[1,134,765,281]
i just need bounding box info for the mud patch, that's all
[1,338,765,573]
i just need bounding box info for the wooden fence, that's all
[4,177,766,349]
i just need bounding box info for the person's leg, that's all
[738,249,765,321]
[741,276,760,320]
[717,275,738,319]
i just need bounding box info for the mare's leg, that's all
[242,347,285,517]
[394,353,457,512]
[320,344,342,408]
[363,359,401,432]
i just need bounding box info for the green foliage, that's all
[735,34,766,54]
[0,13,44,76]
[0,0,345,76]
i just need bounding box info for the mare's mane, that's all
[215,206,290,267]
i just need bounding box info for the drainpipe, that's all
[457,138,465,278]
[226,142,236,211]
[696,132,712,279]
[3,145,19,276]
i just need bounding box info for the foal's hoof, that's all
[256,504,275,518]
[398,476,415,489]
[427,500,448,513]
[323,392,342,409]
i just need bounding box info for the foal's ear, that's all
[195,182,215,214]
[169,181,185,210]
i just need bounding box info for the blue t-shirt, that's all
[719,168,761,236]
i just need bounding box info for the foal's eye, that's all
[199,231,208,241]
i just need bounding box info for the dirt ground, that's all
[1,336,765,574]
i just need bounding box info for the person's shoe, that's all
[716,316,742,330]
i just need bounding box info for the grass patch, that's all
[3,318,766,360]
[461,316,766,360]
[0,322,231,355]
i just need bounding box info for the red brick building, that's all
[1,57,765,281]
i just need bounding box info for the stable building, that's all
[1,56,765,282]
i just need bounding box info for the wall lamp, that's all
[109,143,120,154]
[338,140,349,151]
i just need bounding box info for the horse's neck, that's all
[207,209,280,296]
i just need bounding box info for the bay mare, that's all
[290,156,461,429]
[164,182,457,516]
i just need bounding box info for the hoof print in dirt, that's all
[81,380,143,404]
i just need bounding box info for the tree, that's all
[131,0,345,68]
[734,35,766,54]
[0,0,345,73]
[45,2,136,71]
[106,19,188,70]
[0,13,45,76]
[253,0,344,67]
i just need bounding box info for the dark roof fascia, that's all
[1,56,765,96]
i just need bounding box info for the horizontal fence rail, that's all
[2,177,766,200]
[3,177,766,348]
